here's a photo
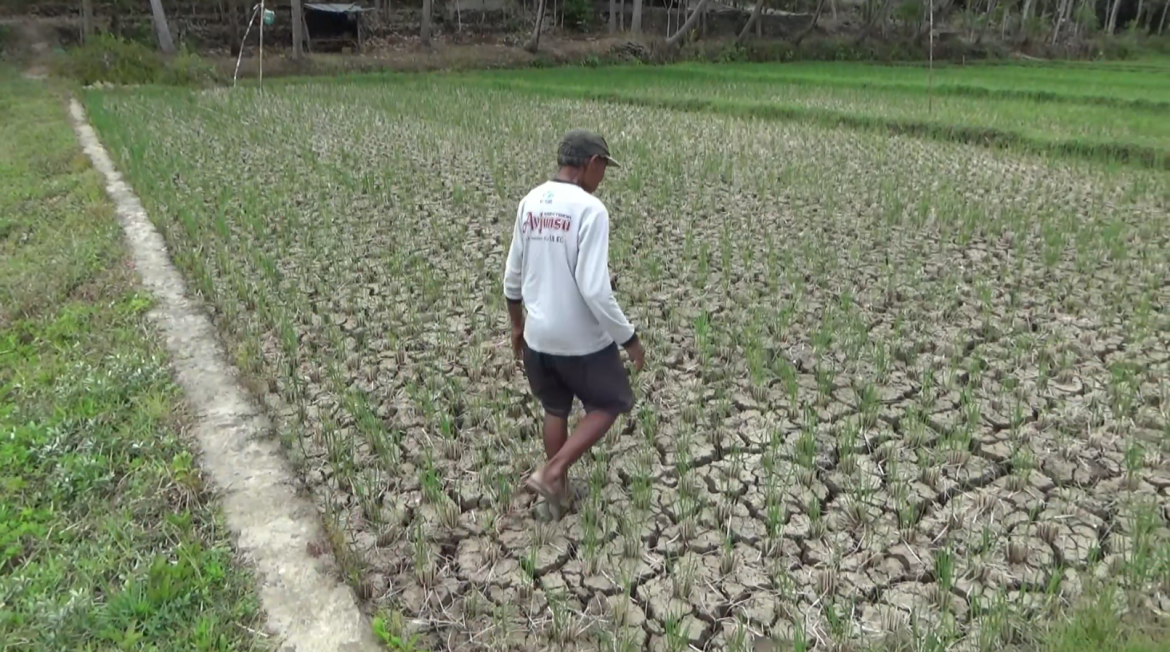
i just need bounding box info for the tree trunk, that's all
[830,0,837,21]
[609,0,617,32]
[228,0,241,53]
[81,0,95,41]
[1106,0,1121,31]
[292,0,304,58]
[525,0,547,52]
[631,0,643,33]
[737,0,766,41]
[1051,0,1069,43]
[1136,0,1144,29]
[421,0,433,45]
[1019,0,1033,33]
[665,0,711,45]
[1160,0,1169,34]
[148,0,176,53]
[795,0,827,44]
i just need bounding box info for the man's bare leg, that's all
[540,410,617,498]
[543,413,569,462]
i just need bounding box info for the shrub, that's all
[56,34,163,85]
[161,49,220,86]
[54,34,220,87]
[563,0,593,32]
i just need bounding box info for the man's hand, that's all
[511,328,525,361]
[624,339,645,372]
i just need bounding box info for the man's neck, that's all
[552,167,584,189]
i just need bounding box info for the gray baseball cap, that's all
[558,129,621,167]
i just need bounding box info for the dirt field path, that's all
[67,97,382,652]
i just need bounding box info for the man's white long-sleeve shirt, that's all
[503,180,636,357]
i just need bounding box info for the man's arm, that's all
[503,203,526,355]
[504,203,525,305]
[575,207,637,348]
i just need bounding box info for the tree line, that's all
[46,0,1170,56]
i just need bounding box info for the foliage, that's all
[562,0,594,32]
[372,610,430,652]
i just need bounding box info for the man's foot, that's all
[525,468,560,505]
[548,474,571,507]
[525,468,568,520]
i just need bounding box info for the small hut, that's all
[302,3,372,52]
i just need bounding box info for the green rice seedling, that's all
[663,608,689,652]
[520,541,540,581]
[545,590,573,645]
[813,365,835,407]
[1007,446,1036,491]
[631,451,654,511]
[677,495,700,543]
[873,342,892,384]
[1109,361,1140,420]
[790,619,809,652]
[1121,499,1165,587]
[418,455,445,507]
[836,419,860,475]
[935,546,955,608]
[672,556,697,599]
[897,502,919,541]
[618,515,642,560]
[1123,439,1145,488]
[436,412,461,461]
[489,602,516,650]
[581,510,604,575]
[777,358,800,410]
[823,600,850,643]
[764,496,788,555]
[589,449,609,497]
[720,531,737,575]
[807,494,825,540]
[727,618,751,652]
[353,467,384,528]
[636,402,658,444]
[411,519,435,586]
[796,411,818,471]
[320,419,354,480]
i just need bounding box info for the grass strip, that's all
[478,78,1170,171]
[660,65,1170,112]
[0,70,268,652]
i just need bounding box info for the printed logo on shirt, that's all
[540,190,555,205]
[523,211,572,243]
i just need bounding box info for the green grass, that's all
[464,63,1170,168]
[668,61,1170,108]
[0,71,267,652]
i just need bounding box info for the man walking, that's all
[503,129,645,513]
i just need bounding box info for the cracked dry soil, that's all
[82,80,1170,650]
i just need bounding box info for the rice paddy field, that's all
[82,60,1170,651]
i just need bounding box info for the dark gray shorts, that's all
[523,342,635,418]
